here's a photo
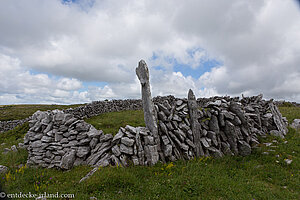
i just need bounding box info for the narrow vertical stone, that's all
[187,89,204,157]
[136,60,165,163]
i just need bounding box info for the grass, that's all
[85,110,145,134]
[279,106,300,124]
[0,104,84,121]
[0,106,299,199]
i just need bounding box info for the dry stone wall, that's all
[0,118,30,133]
[22,93,288,170]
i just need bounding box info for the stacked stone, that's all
[105,125,159,167]
[0,118,30,133]
[65,99,143,119]
[156,99,195,162]
[23,94,288,170]
[24,110,104,169]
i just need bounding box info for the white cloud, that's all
[0,0,300,104]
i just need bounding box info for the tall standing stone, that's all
[187,89,204,157]
[136,60,165,164]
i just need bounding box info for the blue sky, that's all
[1,0,300,104]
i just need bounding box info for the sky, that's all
[1,0,300,105]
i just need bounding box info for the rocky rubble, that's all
[0,118,30,133]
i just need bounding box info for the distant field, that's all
[85,110,145,134]
[0,104,84,121]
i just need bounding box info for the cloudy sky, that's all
[1,0,300,105]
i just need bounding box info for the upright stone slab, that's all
[187,89,204,157]
[136,60,165,164]
[269,102,288,136]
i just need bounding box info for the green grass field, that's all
[0,104,84,121]
[0,106,299,199]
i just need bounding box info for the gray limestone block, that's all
[159,121,168,134]
[132,155,140,166]
[60,149,76,170]
[207,147,223,158]
[144,136,155,145]
[89,138,99,149]
[173,130,185,142]
[164,144,172,157]
[270,130,284,138]
[31,140,43,148]
[207,131,218,147]
[112,129,124,142]
[87,127,103,139]
[79,138,91,146]
[112,145,121,157]
[176,100,183,106]
[238,141,251,156]
[77,146,90,158]
[161,135,170,145]
[100,134,113,143]
[121,137,135,146]
[200,138,210,148]
[221,142,233,156]
[209,115,220,134]
[77,132,88,140]
[76,122,90,132]
[157,103,171,116]
[218,112,225,127]
[173,114,182,122]
[63,132,71,138]
[166,122,174,130]
[125,125,137,135]
[119,154,128,167]
[120,144,134,155]
[158,111,168,122]
[185,138,196,149]
[163,100,172,110]
[222,111,235,120]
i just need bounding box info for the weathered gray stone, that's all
[89,138,98,149]
[223,111,235,120]
[161,135,170,145]
[132,155,139,166]
[41,136,53,143]
[112,129,124,142]
[0,165,9,174]
[164,144,172,157]
[121,137,135,146]
[238,141,251,156]
[100,134,113,142]
[173,114,182,122]
[290,119,300,129]
[229,102,246,125]
[77,146,90,158]
[209,115,220,134]
[79,138,91,145]
[200,138,210,148]
[224,120,238,155]
[157,103,171,116]
[31,140,43,148]
[112,145,121,156]
[207,147,223,158]
[206,131,218,147]
[60,150,76,170]
[270,130,284,138]
[269,102,288,136]
[188,89,204,157]
[120,144,133,155]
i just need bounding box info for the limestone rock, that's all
[60,150,76,170]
